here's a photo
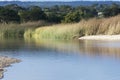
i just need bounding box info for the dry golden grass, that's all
[25,15,120,40]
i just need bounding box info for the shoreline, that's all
[79,35,120,41]
[0,56,21,79]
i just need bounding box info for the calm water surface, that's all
[0,39,120,80]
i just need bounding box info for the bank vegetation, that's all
[25,15,120,40]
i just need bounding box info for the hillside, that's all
[0,1,120,7]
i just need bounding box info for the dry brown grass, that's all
[25,15,120,40]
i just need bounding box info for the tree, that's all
[62,11,81,23]
[75,6,97,19]
[29,6,46,21]
[0,8,20,23]
[102,3,120,17]
[18,11,30,22]
[4,4,26,12]
[19,6,46,22]
[46,12,62,23]
[59,5,73,13]
[110,3,120,16]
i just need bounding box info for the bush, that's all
[62,11,81,23]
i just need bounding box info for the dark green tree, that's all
[29,6,46,21]
[19,6,46,22]
[4,4,26,12]
[102,3,120,17]
[75,6,97,19]
[18,11,30,22]
[0,8,20,23]
[46,12,62,23]
[62,11,81,23]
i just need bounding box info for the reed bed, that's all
[25,15,120,40]
[0,21,49,38]
[1,15,120,40]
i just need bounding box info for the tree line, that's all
[0,3,120,23]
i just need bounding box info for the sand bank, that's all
[0,56,21,79]
[79,35,120,40]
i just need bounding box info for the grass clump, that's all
[0,21,49,39]
[26,23,82,40]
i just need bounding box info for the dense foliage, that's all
[0,7,20,23]
[0,3,120,23]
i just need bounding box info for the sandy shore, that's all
[0,56,21,79]
[79,35,120,40]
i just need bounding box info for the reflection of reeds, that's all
[25,38,80,53]
[25,39,120,59]
[0,56,21,79]
[78,40,120,59]
[25,15,120,40]
[0,21,48,38]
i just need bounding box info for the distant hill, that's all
[0,1,120,7]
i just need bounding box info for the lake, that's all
[0,38,120,80]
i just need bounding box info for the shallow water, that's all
[1,39,120,80]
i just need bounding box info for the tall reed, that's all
[25,15,120,40]
[0,21,49,38]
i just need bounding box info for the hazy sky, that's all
[0,0,84,1]
[0,0,118,1]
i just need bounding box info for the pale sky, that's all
[0,0,119,1]
[0,0,83,1]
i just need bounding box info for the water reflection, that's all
[0,38,120,59]
[0,38,25,51]
[25,39,120,59]
[1,39,120,80]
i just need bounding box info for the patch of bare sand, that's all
[79,35,120,40]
